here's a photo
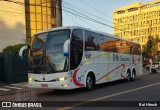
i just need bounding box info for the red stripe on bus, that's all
[121,71,126,79]
[96,64,125,83]
[73,68,85,87]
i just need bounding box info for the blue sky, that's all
[62,0,152,34]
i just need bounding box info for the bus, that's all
[19,26,142,90]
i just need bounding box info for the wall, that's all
[0,0,26,52]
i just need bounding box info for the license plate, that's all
[41,84,48,87]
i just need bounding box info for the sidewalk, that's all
[0,82,28,96]
[143,67,149,74]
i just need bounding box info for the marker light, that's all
[28,77,33,81]
[56,76,67,81]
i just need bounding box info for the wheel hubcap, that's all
[87,77,92,88]
[133,73,135,79]
[127,74,130,80]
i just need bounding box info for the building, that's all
[0,0,62,52]
[113,0,160,51]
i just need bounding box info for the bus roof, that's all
[34,26,140,45]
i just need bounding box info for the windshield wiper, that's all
[34,49,46,73]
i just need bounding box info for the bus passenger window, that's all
[85,31,98,51]
[70,29,83,70]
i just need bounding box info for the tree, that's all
[3,44,27,56]
[143,35,160,62]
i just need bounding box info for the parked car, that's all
[146,62,160,73]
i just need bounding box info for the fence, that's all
[3,54,28,84]
[0,56,4,83]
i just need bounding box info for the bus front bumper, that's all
[28,81,73,90]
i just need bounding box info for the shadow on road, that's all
[37,78,143,97]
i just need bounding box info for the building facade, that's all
[0,0,62,52]
[0,0,26,52]
[113,0,160,51]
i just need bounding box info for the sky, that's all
[62,0,153,34]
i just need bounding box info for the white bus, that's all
[19,26,142,90]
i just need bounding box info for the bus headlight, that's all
[56,76,67,81]
[62,84,68,87]
[28,77,33,81]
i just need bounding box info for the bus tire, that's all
[86,74,94,90]
[131,69,136,81]
[151,69,157,74]
[126,70,131,81]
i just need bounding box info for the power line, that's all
[41,0,112,24]
[28,0,132,37]
[61,2,131,36]
[62,6,113,28]
[0,0,103,31]
[62,8,130,35]
[63,9,113,28]
[62,1,113,24]
[79,0,113,19]
[75,14,102,31]
[62,7,113,28]
[65,8,102,31]
[41,2,114,30]
[0,0,131,36]
[64,12,81,26]
[25,0,115,30]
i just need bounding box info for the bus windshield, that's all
[29,29,71,74]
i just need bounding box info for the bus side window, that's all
[70,29,83,70]
[132,44,141,55]
[96,34,104,51]
[85,31,98,51]
[101,35,110,52]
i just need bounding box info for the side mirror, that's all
[63,39,70,56]
[19,45,29,60]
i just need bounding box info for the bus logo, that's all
[2,102,11,107]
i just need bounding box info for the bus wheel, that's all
[151,69,157,74]
[126,70,131,81]
[131,69,136,81]
[86,74,94,90]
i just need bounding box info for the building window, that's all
[128,7,138,12]
[141,5,146,9]
[156,27,158,33]
[146,4,152,8]
[133,30,136,35]
[117,10,125,14]
[143,13,145,19]
[26,0,57,38]
[155,2,160,6]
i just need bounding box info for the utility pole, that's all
[56,0,62,27]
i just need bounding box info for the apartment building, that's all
[113,0,160,51]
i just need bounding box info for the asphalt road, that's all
[0,69,160,110]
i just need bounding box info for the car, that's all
[146,62,160,74]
